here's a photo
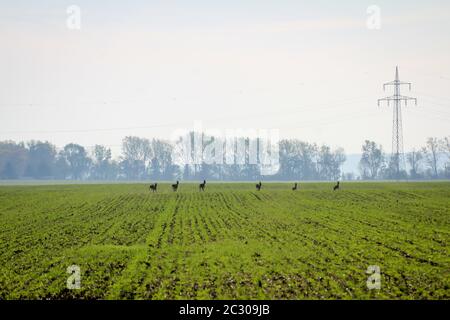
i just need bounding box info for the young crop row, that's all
[0,182,449,299]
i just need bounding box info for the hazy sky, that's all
[1,0,449,156]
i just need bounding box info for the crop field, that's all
[0,182,449,299]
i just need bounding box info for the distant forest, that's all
[0,135,449,181]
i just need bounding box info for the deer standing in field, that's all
[333,181,340,191]
[172,181,179,192]
[199,180,206,191]
[292,182,298,191]
[149,183,158,192]
[256,181,262,191]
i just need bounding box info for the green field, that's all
[0,182,449,299]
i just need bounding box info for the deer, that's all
[171,180,179,192]
[292,182,298,191]
[256,181,262,191]
[199,180,206,191]
[149,183,158,192]
[333,181,340,191]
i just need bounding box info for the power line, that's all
[415,92,450,102]
[378,66,417,177]
[271,110,382,130]
[409,108,450,121]
[0,96,373,135]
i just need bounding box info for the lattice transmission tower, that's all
[378,67,417,177]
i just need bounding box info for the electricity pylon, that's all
[378,66,417,177]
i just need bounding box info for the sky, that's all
[1,0,449,157]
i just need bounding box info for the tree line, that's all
[0,136,448,181]
[358,137,450,180]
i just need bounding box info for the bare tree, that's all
[121,136,152,180]
[359,140,385,180]
[0,141,28,179]
[25,141,57,179]
[92,145,112,180]
[422,137,440,178]
[440,136,450,178]
[149,139,174,179]
[407,149,423,178]
[440,136,450,160]
[60,143,91,180]
[317,145,346,181]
